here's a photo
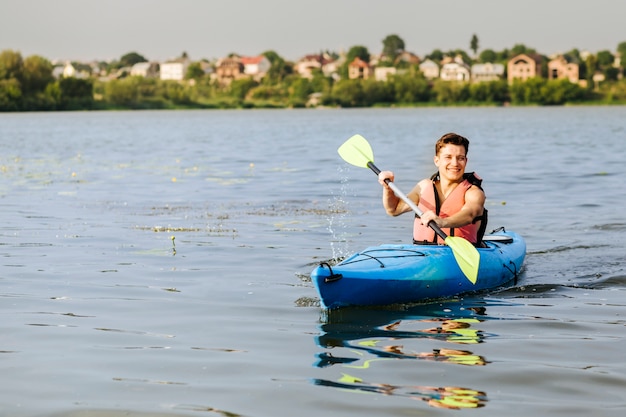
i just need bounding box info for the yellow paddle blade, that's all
[338,134,374,168]
[445,236,480,284]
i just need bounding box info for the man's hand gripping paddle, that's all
[337,134,480,284]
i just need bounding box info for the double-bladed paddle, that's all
[337,134,480,284]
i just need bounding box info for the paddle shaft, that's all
[366,161,448,241]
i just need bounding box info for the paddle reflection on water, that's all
[311,299,514,410]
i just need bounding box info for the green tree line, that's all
[2,37,626,111]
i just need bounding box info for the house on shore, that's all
[215,57,244,85]
[471,63,505,82]
[54,62,91,79]
[419,59,440,80]
[215,55,271,84]
[160,57,190,81]
[394,51,421,66]
[348,57,373,80]
[440,56,471,81]
[296,53,343,80]
[241,55,271,81]
[548,55,579,83]
[374,67,398,82]
[131,62,160,78]
[507,53,542,83]
[295,54,324,79]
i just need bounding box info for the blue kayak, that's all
[311,230,526,309]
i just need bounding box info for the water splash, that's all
[327,166,353,261]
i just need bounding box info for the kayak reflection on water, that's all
[313,375,487,410]
[311,299,515,410]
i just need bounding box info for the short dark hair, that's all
[435,133,469,155]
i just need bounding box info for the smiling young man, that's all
[377,133,487,246]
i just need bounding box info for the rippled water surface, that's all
[1,107,625,417]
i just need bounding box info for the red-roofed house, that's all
[241,56,271,80]
[348,57,373,80]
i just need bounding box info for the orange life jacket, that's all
[413,172,486,245]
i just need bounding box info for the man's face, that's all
[434,144,467,181]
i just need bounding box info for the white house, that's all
[375,67,397,81]
[52,65,65,79]
[295,53,333,79]
[419,59,439,80]
[62,62,77,78]
[59,62,90,79]
[131,62,159,78]
[160,58,189,81]
[241,56,271,80]
[321,57,342,80]
[440,57,471,81]
[471,63,505,82]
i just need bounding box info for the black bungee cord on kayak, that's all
[318,262,343,283]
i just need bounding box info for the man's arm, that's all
[378,171,423,217]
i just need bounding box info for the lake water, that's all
[1,107,625,417]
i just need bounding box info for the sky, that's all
[2,0,625,63]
